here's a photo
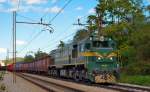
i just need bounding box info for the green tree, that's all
[124,24,150,75]
[24,55,34,62]
[58,41,65,48]
[87,15,97,32]
[73,29,89,42]
[34,50,49,60]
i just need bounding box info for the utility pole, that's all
[12,11,16,83]
[12,11,52,84]
[6,49,9,62]
[6,49,9,66]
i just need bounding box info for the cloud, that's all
[26,0,48,5]
[45,6,62,13]
[10,0,18,5]
[76,6,83,11]
[88,8,96,14]
[16,40,27,46]
[77,15,84,19]
[7,7,18,12]
[0,1,62,13]
[0,48,7,53]
[0,6,62,13]
[0,0,6,3]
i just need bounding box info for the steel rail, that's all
[106,83,150,92]
[17,73,83,92]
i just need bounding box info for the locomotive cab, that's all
[81,34,120,83]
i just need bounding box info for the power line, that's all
[20,0,73,52]
[41,31,76,51]
[44,15,88,46]
[40,0,60,18]
[18,30,75,55]
[18,14,89,54]
[26,15,89,52]
[17,0,73,55]
[48,0,73,23]
[18,31,43,53]
[17,0,20,10]
[16,5,44,47]
[17,14,39,22]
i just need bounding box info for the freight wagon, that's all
[13,56,53,75]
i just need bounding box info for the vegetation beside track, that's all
[119,74,150,86]
[0,71,7,92]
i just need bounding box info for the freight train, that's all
[7,31,120,83]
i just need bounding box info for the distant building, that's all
[0,60,5,66]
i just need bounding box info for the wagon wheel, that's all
[73,71,79,82]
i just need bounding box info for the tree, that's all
[58,41,65,48]
[147,5,150,16]
[24,55,34,62]
[4,57,24,65]
[34,50,49,60]
[124,23,150,75]
[87,15,97,32]
[73,29,89,42]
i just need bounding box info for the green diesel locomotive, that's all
[48,30,120,83]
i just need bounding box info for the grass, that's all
[119,73,150,86]
[0,71,5,80]
[0,71,7,92]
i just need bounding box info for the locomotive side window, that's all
[85,43,91,50]
[72,44,78,58]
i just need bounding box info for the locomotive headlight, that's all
[98,57,102,60]
[109,57,113,60]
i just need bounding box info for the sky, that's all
[0,0,150,60]
[0,0,98,60]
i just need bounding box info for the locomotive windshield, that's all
[92,41,109,48]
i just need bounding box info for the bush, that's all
[123,60,150,75]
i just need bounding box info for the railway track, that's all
[17,73,150,92]
[95,83,150,92]
[17,73,117,92]
[17,73,82,92]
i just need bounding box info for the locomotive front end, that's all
[85,35,120,83]
[92,49,119,83]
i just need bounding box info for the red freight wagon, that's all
[34,56,54,74]
[7,64,14,72]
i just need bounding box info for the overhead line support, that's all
[12,12,53,84]
[16,21,51,26]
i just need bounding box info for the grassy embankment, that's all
[0,71,7,92]
[119,73,150,86]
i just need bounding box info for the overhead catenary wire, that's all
[18,31,43,53]
[48,0,73,23]
[26,14,89,53]
[17,14,40,22]
[41,31,76,51]
[17,0,20,11]
[41,15,89,49]
[17,0,73,54]
[40,0,60,18]
[15,0,58,54]
[18,31,76,54]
